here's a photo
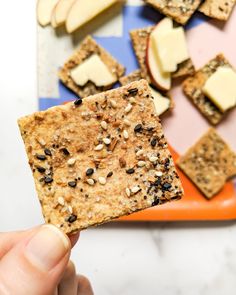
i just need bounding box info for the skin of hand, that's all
[0,225,94,295]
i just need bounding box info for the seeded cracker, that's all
[144,0,202,24]
[18,80,183,234]
[130,27,195,85]
[182,54,235,125]
[199,0,236,21]
[58,36,125,98]
[177,128,236,199]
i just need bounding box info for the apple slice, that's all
[53,0,75,27]
[150,86,171,116]
[66,0,117,33]
[37,0,59,27]
[146,18,173,91]
[70,54,117,87]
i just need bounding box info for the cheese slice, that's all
[70,54,116,87]
[66,0,117,33]
[153,27,189,73]
[202,67,236,112]
[150,86,170,116]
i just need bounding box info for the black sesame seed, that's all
[107,171,113,178]
[66,214,77,223]
[128,88,138,95]
[61,148,70,156]
[126,168,135,174]
[74,98,82,106]
[162,182,172,191]
[154,178,161,186]
[37,166,46,173]
[68,181,77,188]
[151,138,157,147]
[152,198,160,206]
[44,148,52,156]
[134,124,143,133]
[86,168,94,176]
[44,176,53,184]
[36,154,47,161]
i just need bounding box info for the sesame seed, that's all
[61,148,70,156]
[138,161,146,167]
[126,168,135,174]
[134,124,143,133]
[86,168,94,176]
[37,166,46,173]
[128,88,138,95]
[98,177,106,185]
[149,156,158,163]
[68,181,77,188]
[125,103,132,113]
[74,98,82,106]
[101,121,108,130]
[67,158,76,166]
[125,188,131,197]
[123,130,129,139]
[107,171,113,178]
[58,197,65,206]
[87,178,95,186]
[94,144,104,151]
[44,148,52,156]
[44,176,53,184]
[123,119,131,126]
[129,97,136,104]
[155,171,163,177]
[66,214,77,223]
[96,197,101,202]
[38,138,46,146]
[136,150,144,156]
[110,100,117,108]
[68,206,73,214]
[36,154,46,161]
[131,186,141,194]
[103,138,111,145]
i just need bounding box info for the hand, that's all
[0,225,94,295]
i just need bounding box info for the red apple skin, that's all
[146,34,170,92]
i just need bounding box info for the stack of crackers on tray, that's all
[19,0,236,232]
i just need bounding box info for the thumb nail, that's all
[25,225,70,271]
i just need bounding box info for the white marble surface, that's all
[1,1,236,295]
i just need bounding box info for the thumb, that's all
[0,225,71,295]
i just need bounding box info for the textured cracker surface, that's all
[119,70,174,114]
[182,54,234,125]
[130,27,195,86]
[144,0,202,24]
[177,128,236,199]
[18,80,183,234]
[59,36,125,98]
[199,0,236,20]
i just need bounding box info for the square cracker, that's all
[18,80,183,234]
[119,70,174,114]
[199,0,236,21]
[182,54,234,125]
[144,0,202,24]
[177,128,236,199]
[58,36,125,98]
[130,27,195,85]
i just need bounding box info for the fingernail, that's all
[25,225,70,271]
